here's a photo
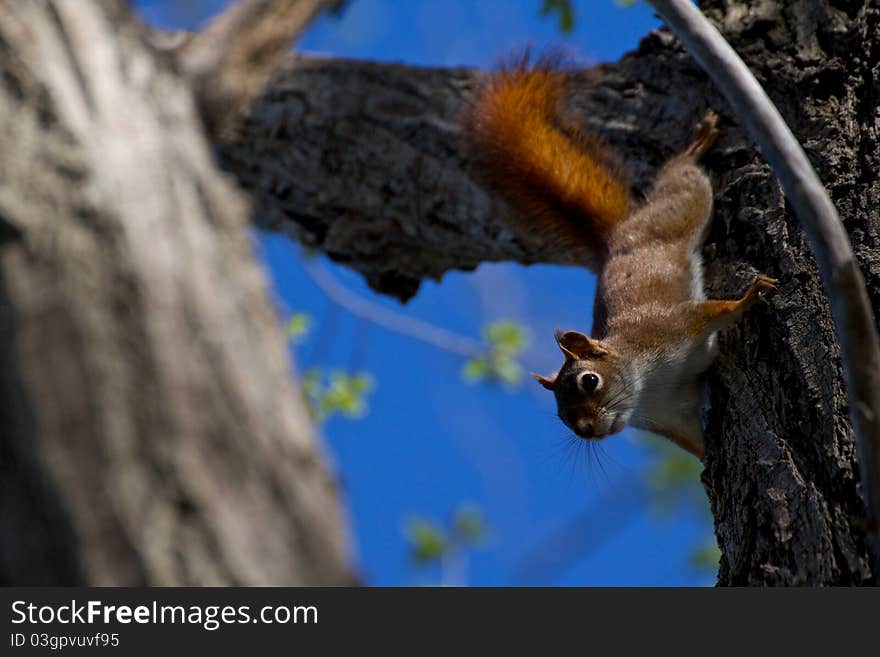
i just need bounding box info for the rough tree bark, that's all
[0,1,352,584]
[219,0,878,584]
[2,0,876,586]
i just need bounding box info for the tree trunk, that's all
[219,0,878,584]
[0,0,352,585]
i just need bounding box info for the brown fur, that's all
[470,63,778,459]
[464,55,633,268]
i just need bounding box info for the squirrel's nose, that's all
[575,418,594,438]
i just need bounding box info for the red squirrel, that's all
[465,59,777,459]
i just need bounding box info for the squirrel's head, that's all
[533,330,635,441]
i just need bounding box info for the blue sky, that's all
[133,0,714,586]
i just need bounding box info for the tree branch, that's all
[650,0,880,579]
[178,0,344,137]
[219,52,703,301]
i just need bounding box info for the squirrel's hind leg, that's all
[684,110,720,160]
[637,110,719,245]
[633,381,706,459]
[662,423,705,461]
[660,393,705,460]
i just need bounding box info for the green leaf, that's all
[301,368,375,422]
[540,0,575,33]
[322,371,375,419]
[640,433,705,511]
[463,320,529,388]
[462,357,490,382]
[405,518,449,565]
[689,542,721,573]
[648,449,703,492]
[403,505,492,583]
[284,313,311,343]
[492,357,524,386]
[634,432,718,576]
[484,319,528,356]
[453,504,488,544]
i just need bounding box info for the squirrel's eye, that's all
[578,372,601,393]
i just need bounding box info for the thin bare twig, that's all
[176,0,343,137]
[301,258,488,360]
[649,0,880,575]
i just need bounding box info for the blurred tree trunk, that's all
[220,0,878,584]
[2,0,876,586]
[0,0,352,585]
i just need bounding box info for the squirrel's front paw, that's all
[745,274,779,305]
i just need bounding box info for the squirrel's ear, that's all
[555,330,610,360]
[532,372,557,391]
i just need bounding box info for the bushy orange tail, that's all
[465,58,632,268]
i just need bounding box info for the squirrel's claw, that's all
[746,274,780,306]
[686,110,720,159]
